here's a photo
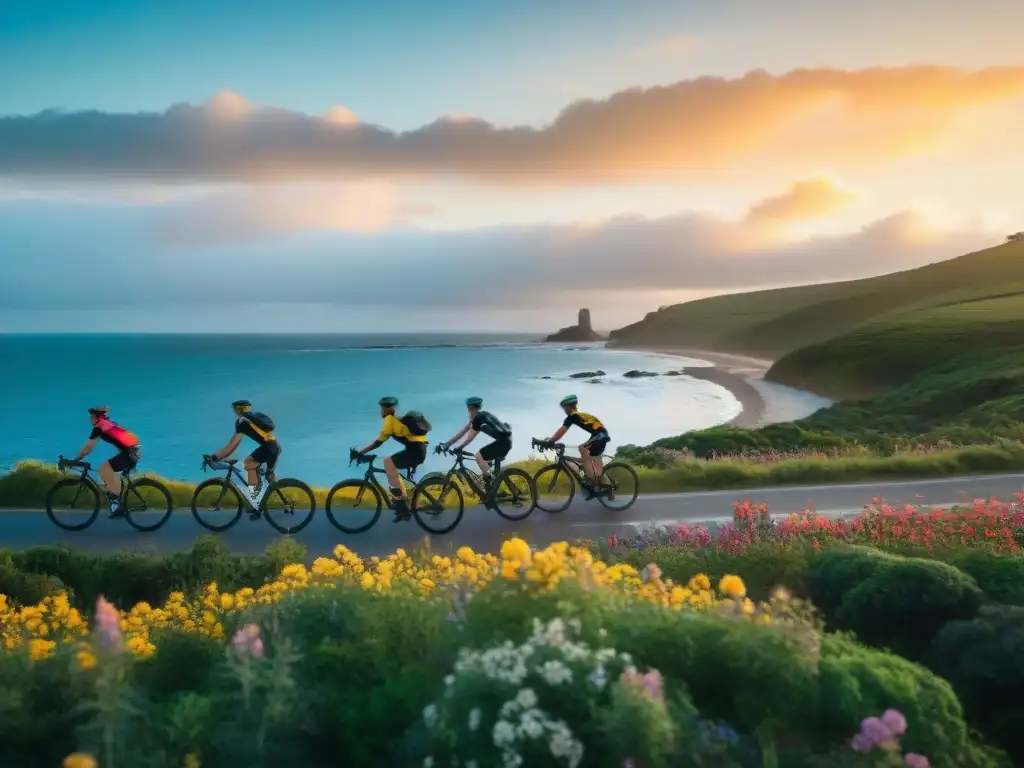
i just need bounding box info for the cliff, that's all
[544,308,605,342]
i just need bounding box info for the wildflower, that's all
[94,595,122,650]
[29,638,56,660]
[904,754,930,768]
[231,624,264,659]
[76,647,98,671]
[881,708,907,736]
[63,754,97,768]
[718,574,746,598]
[500,537,531,563]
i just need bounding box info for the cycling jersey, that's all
[472,410,511,439]
[236,415,276,446]
[379,414,429,446]
[562,411,606,435]
[90,418,141,452]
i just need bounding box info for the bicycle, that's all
[191,454,316,534]
[324,448,438,534]
[47,455,174,532]
[530,438,640,513]
[410,445,536,534]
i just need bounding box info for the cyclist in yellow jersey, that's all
[355,396,429,521]
[543,394,610,499]
[210,399,281,506]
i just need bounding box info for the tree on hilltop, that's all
[1008,232,1024,242]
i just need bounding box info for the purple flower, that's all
[622,760,636,768]
[859,717,894,746]
[881,709,907,736]
[231,624,265,658]
[851,733,875,752]
[904,754,930,768]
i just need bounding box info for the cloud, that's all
[745,178,858,224]
[152,182,434,245]
[1,66,1022,185]
[0,189,996,316]
[627,35,698,60]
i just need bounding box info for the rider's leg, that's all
[98,460,118,496]
[579,443,598,485]
[474,451,492,480]
[383,456,405,499]
[588,438,608,486]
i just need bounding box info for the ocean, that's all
[0,333,745,486]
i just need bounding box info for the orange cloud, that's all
[1,66,1022,184]
[745,178,859,224]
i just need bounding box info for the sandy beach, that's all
[613,346,831,429]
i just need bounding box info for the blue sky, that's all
[1,0,1022,332]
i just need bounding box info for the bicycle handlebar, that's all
[531,438,565,453]
[57,455,89,473]
[349,448,376,466]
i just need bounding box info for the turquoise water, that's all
[0,334,742,486]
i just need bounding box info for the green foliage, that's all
[930,604,1024,766]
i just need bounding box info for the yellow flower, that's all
[76,648,98,671]
[501,561,520,580]
[29,638,56,660]
[183,753,201,768]
[500,537,531,563]
[690,574,711,591]
[359,572,375,589]
[220,593,234,610]
[63,754,97,768]
[718,575,746,599]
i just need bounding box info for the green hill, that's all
[609,239,1024,361]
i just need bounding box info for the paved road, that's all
[3,473,1023,558]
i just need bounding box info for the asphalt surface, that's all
[3,473,1023,558]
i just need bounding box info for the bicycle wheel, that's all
[325,479,382,534]
[491,468,536,521]
[411,475,464,535]
[262,478,316,535]
[124,478,174,532]
[46,478,101,531]
[532,463,576,513]
[191,478,244,532]
[597,461,640,512]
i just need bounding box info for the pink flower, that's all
[231,624,264,658]
[904,754,930,768]
[94,596,122,650]
[881,709,907,736]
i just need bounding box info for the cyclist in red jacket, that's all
[69,406,141,516]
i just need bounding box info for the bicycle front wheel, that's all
[325,479,382,534]
[46,478,101,531]
[263,478,316,535]
[191,478,244,532]
[532,464,576,513]
[597,461,640,511]
[411,476,464,535]
[491,468,536,521]
[124,478,174,532]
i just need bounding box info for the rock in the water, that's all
[544,308,605,342]
[569,370,606,379]
[623,370,660,378]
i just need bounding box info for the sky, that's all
[1,0,1022,333]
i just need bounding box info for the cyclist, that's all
[67,406,141,517]
[439,396,512,488]
[541,394,610,499]
[354,396,430,521]
[210,399,280,506]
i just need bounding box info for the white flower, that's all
[466,762,478,768]
[539,660,573,685]
[444,674,455,686]
[515,688,539,709]
[598,628,607,638]
[587,665,608,691]
[423,704,439,727]
[517,708,546,739]
[423,758,435,768]
[493,719,517,749]
[499,699,520,719]
[567,617,582,633]
[502,751,524,768]
[468,708,482,732]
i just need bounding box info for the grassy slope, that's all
[609,239,1024,360]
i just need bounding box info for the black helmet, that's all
[379,396,399,407]
[559,394,578,407]
[232,399,252,411]
[88,405,110,415]
[465,396,483,407]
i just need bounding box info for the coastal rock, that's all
[623,370,660,378]
[544,308,605,342]
[570,370,606,379]
[664,370,683,376]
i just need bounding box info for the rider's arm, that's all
[358,438,384,455]
[445,422,471,447]
[213,434,242,461]
[550,426,569,442]
[73,438,97,462]
[454,428,480,450]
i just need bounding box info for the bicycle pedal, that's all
[247,511,262,521]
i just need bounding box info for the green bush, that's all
[930,604,1024,766]
[948,550,1024,606]
[808,547,984,660]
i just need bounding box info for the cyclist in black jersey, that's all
[543,394,610,499]
[210,399,281,505]
[439,397,512,488]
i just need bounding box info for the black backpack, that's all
[249,412,275,432]
[400,410,431,436]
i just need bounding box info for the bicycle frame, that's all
[59,459,137,501]
[438,450,501,499]
[352,454,417,508]
[206,459,273,509]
